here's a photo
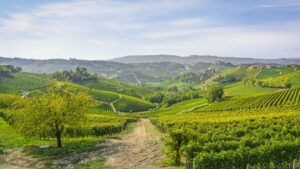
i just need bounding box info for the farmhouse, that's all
[291,64,298,70]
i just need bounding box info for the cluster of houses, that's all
[247,64,298,70]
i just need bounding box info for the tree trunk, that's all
[175,149,181,166]
[55,123,63,148]
[56,130,62,148]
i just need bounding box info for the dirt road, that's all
[102,119,165,169]
[0,119,165,169]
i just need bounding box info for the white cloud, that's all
[0,0,299,59]
[258,1,300,8]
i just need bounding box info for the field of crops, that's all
[64,82,119,102]
[80,77,153,98]
[114,95,155,112]
[146,98,207,116]
[0,73,51,94]
[150,109,300,168]
[198,87,300,112]
[65,113,136,137]
[261,69,300,87]
[97,102,114,112]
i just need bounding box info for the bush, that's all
[205,85,223,103]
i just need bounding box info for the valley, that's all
[1,56,300,169]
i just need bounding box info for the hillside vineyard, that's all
[1,60,300,169]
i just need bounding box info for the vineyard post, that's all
[246,164,250,169]
[293,159,296,169]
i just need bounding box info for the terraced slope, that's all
[198,66,299,89]
[64,82,155,113]
[80,77,153,98]
[198,87,300,112]
[114,95,155,112]
[261,69,300,87]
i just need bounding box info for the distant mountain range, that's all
[1,55,299,84]
[112,55,300,65]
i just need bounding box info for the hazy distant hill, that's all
[112,55,300,65]
[0,56,230,83]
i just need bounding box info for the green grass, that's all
[261,69,300,87]
[144,98,207,116]
[25,139,103,157]
[0,117,50,151]
[75,157,111,169]
[65,82,155,112]
[81,77,153,98]
[151,79,194,89]
[255,68,281,79]
[0,72,51,94]
[225,83,278,97]
[64,82,119,102]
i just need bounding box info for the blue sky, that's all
[0,0,300,60]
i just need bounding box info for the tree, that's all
[284,82,292,88]
[147,93,164,103]
[205,85,224,103]
[52,67,97,83]
[12,82,96,148]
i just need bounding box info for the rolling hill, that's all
[197,87,300,112]
[112,54,300,65]
[0,66,155,113]
[198,65,300,89]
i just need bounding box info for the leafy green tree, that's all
[147,93,164,103]
[205,85,224,103]
[52,67,97,83]
[12,82,96,148]
[284,82,292,88]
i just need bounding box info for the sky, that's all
[0,0,300,60]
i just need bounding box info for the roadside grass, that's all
[24,138,104,157]
[0,117,50,152]
[75,156,111,169]
[144,119,161,136]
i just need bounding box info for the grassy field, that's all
[0,117,50,152]
[144,98,207,116]
[255,68,281,79]
[0,72,51,94]
[224,83,278,97]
